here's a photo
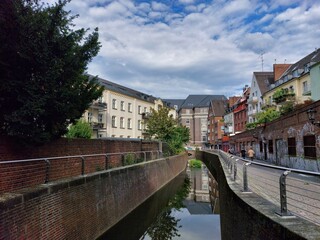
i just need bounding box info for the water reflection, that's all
[142,162,221,240]
[99,163,221,240]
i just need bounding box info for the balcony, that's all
[141,112,151,119]
[248,109,257,116]
[91,101,107,111]
[273,89,295,104]
[248,96,259,104]
[90,122,105,130]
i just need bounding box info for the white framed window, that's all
[144,107,147,113]
[127,118,132,129]
[98,114,103,123]
[128,103,132,112]
[112,99,117,109]
[120,117,124,128]
[120,101,125,111]
[87,112,93,122]
[138,120,142,130]
[303,81,309,94]
[112,116,116,128]
[138,105,142,114]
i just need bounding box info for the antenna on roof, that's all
[260,51,265,72]
[284,59,286,64]
[274,59,277,64]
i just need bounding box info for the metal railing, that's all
[0,150,162,194]
[210,149,320,225]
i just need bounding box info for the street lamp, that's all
[306,108,320,127]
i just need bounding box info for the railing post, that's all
[276,170,293,217]
[44,159,50,184]
[143,152,146,162]
[242,162,252,192]
[105,154,109,170]
[81,156,85,175]
[233,159,238,181]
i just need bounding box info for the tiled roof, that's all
[210,99,228,116]
[253,72,274,95]
[180,95,227,109]
[88,75,157,103]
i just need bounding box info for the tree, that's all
[256,107,280,124]
[0,0,103,144]
[66,120,92,139]
[145,107,190,154]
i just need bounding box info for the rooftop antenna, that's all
[260,52,265,71]
[274,59,277,64]
[284,59,287,64]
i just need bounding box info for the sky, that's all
[59,0,320,99]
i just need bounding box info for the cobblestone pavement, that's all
[232,158,320,226]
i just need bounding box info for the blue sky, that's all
[60,0,320,99]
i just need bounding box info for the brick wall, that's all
[0,138,160,193]
[0,137,159,161]
[0,154,188,240]
[230,100,320,171]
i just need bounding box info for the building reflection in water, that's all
[186,163,220,214]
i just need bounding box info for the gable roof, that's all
[253,72,274,95]
[180,95,227,109]
[209,99,228,116]
[89,75,157,103]
[279,49,320,80]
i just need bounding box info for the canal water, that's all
[98,163,220,240]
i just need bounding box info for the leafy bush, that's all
[189,159,202,168]
[66,120,92,139]
[123,153,135,166]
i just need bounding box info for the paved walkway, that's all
[230,156,320,226]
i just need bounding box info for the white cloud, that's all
[54,0,320,99]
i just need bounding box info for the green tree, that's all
[66,120,92,139]
[145,108,177,141]
[0,0,103,144]
[145,107,190,154]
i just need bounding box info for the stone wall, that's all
[0,154,188,239]
[198,150,320,240]
[230,100,320,171]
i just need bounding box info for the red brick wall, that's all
[0,154,188,240]
[0,137,159,161]
[0,138,160,193]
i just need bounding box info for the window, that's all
[111,135,116,138]
[144,107,147,113]
[127,118,132,129]
[287,137,296,156]
[259,141,263,152]
[120,117,124,128]
[138,105,142,114]
[98,114,103,123]
[302,81,309,94]
[120,135,123,138]
[128,103,132,112]
[120,101,125,111]
[186,119,190,125]
[202,136,207,142]
[138,120,142,130]
[87,112,93,122]
[112,116,116,128]
[304,135,316,158]
[127,136,130,138]
[268,140,273,153]
[112,99,117,109]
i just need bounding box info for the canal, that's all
[98,161,221,240]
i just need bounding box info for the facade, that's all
[262,50,320,109]
[233,86,250,133]
[208,99,228,149]
[247,72,274,123]
[166,95,227,148]
[229,100,320,172]
[310,61,320,101]
[84,76,172,139]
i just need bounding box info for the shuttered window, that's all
[303,135,316,159]
[268,140,273,153]
[287,137,296,156]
